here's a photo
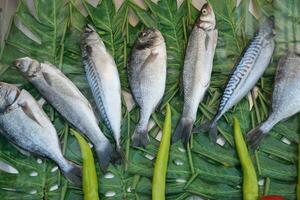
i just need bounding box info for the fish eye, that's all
[142,32,147,37]
[202,9,207,15]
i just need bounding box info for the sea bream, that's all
[200,16,275,141]
[247,52,300,148]
[14,58,114,170]
[172,3,218,146]
[0,82,81,185]
[128,28,167,147]
[81,25,122,153]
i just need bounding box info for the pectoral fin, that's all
[18,101,43,127]
[140,52,159,72]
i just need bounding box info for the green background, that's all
[0,0,299,199]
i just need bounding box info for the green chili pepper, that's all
[297,134,300,200]
[72,129,99,200]
[152,104,172,200]
[233,117,258,200]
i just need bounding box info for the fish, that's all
[171,3,218,146]
[199,16,276,142]
[247,52,300,148]
[14,57,114,170]
[128,28,167,147]
[0,82,81,185]
[81,25,122,153]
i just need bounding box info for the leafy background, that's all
[0,0,299,199]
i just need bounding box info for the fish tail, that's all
[193,120,211,133]
[95,141,114,171]
[172,117,193,147]
[193,118,218,142]
[209,120,218,143]
[246,115,277,149]
[114,146,127,164]
[131,127,150,147]
[60,160,82,186]
[246,123,270,149]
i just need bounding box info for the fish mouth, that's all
[85,24,96,33]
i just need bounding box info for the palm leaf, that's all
[0,0,298,199]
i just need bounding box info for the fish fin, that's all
[111,146,126,165]
[246,125,266,149]
[140,52,159,72]
[172,118,194,147]
[193,120,211,133]
[131,129,150,147]
[11,143,31,156]
[18,101,43,127]
[209,120,218,143]
[205,32,209,50]
[37,97,46,108]
[179,75,184,97]
[60,161,82,186]
[95,142,114,171]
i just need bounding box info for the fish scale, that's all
[14,57,114,170]
[247,52,300,148]
[200,16,275,142]
[82,52,112,132]
[81,25,122,152]
[218,34,263,112]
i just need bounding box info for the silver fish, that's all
[81,25,122,153]
[247,52,300,148]
[202,16,275,141]
[14,58,113,170]
[128,28,167,147]
[172,3,218,146]
[0,82,81,185]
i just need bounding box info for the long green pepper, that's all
[233,117,258,200]
[72,129,99,200]
[152,104,172,200]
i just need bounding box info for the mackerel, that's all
[0,82,81,185]
[247,52,300,148]
[14,58,114,170]
[81,25,122,152]
[172,3,218,146]
[202,17,275,141]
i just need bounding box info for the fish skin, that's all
[14,58,114,170]
[0,82,81,185]
[128,28,167,147]
[81,25,122,153]
[202,16,275,142]
[247,52,300,148]
[172,3,218,146]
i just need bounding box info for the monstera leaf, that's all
[0,0,299,199]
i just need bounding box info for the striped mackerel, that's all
[81,25,122,153]
[203,17,275,141]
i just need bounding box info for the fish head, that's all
[81,24,105,47]
[197,3,216,31]
[259,16,276,36]
[0,82,20,113]
[136,28,164,49]
[14,57,41,77]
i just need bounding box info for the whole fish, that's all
[0,82,81,185]
[14,58,113,170]
[81,25,122,153]
[201,16,275,141]
[128,28,167,147]
[172,3,218,146]
[247,52,300,148]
